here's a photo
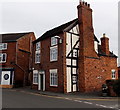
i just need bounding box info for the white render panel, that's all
[73,84,77,92]
[73,68,76,74]
[66,59,71,65]
[72,60,77,66]
[67,67,71,93]
[66,32,71,57]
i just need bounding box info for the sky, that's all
[0,0,119,65]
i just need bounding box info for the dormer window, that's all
[0,43,7,50]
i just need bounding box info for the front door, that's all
[38,71,45,91]
[40,74,43,90]
[1,71,11,85]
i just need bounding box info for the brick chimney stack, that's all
[77,1,95,57]
[100,33,110,55]
[77,1,97,92]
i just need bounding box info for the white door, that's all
[1,71,11,85]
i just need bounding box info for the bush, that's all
[113,79,120,96]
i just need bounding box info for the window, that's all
[50,69,58,86]
[51,37,58,46]
[35,42,41,63]
[0,53,7,63]
[33,70,38,84]
[111,69,116,79]
[50,46,58,61]
[0,43,7,50]
[35,50,40,63]
[36,42,40,50]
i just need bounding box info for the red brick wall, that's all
[0,42,16,68]
[16,32,36,85]
[32,33,66,93]
[0,32,36,87]
[77,2,118,93]
[83,56,118,92]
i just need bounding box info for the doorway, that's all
[38,71,45,91]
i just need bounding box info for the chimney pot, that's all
[85,2,87,6]
[83,1,85,5]
[103,33,106,37]
[88,4,90,7]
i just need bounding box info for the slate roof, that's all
[34,18,99,43]
[34,19,78,43]
[0,32,31,43]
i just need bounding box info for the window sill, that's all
[33,83,38,85]
[0,62,6,63]
[35,62,40,64]
[50,60,58,62]
[50,85,58,87]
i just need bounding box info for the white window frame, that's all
[111,69,116,79]
[35,50,40,64]
[0,53,7,63]
[50,46,58,62]
[50,69,58,87]
[94,41,98,53]
[0,43,7,50]
[36,42,40,50]
[33,70,38,84]
[51,37,58,46]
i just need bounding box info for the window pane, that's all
[0,44,2,50]
[36,42,40,50]
[50,70,58,86]
[51,37,58,46]
[2,54,6,62]
[50,46,58,61]
[35,51,40,63]
[33,73,38,84]
[3,43,7,49]
[0,54,2,62]
[112,70,116,79]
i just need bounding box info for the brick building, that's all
[0,32,36,88]
[32,2,118,93]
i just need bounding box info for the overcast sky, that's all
[0,0,119,65]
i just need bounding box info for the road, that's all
[2,89,119,110]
